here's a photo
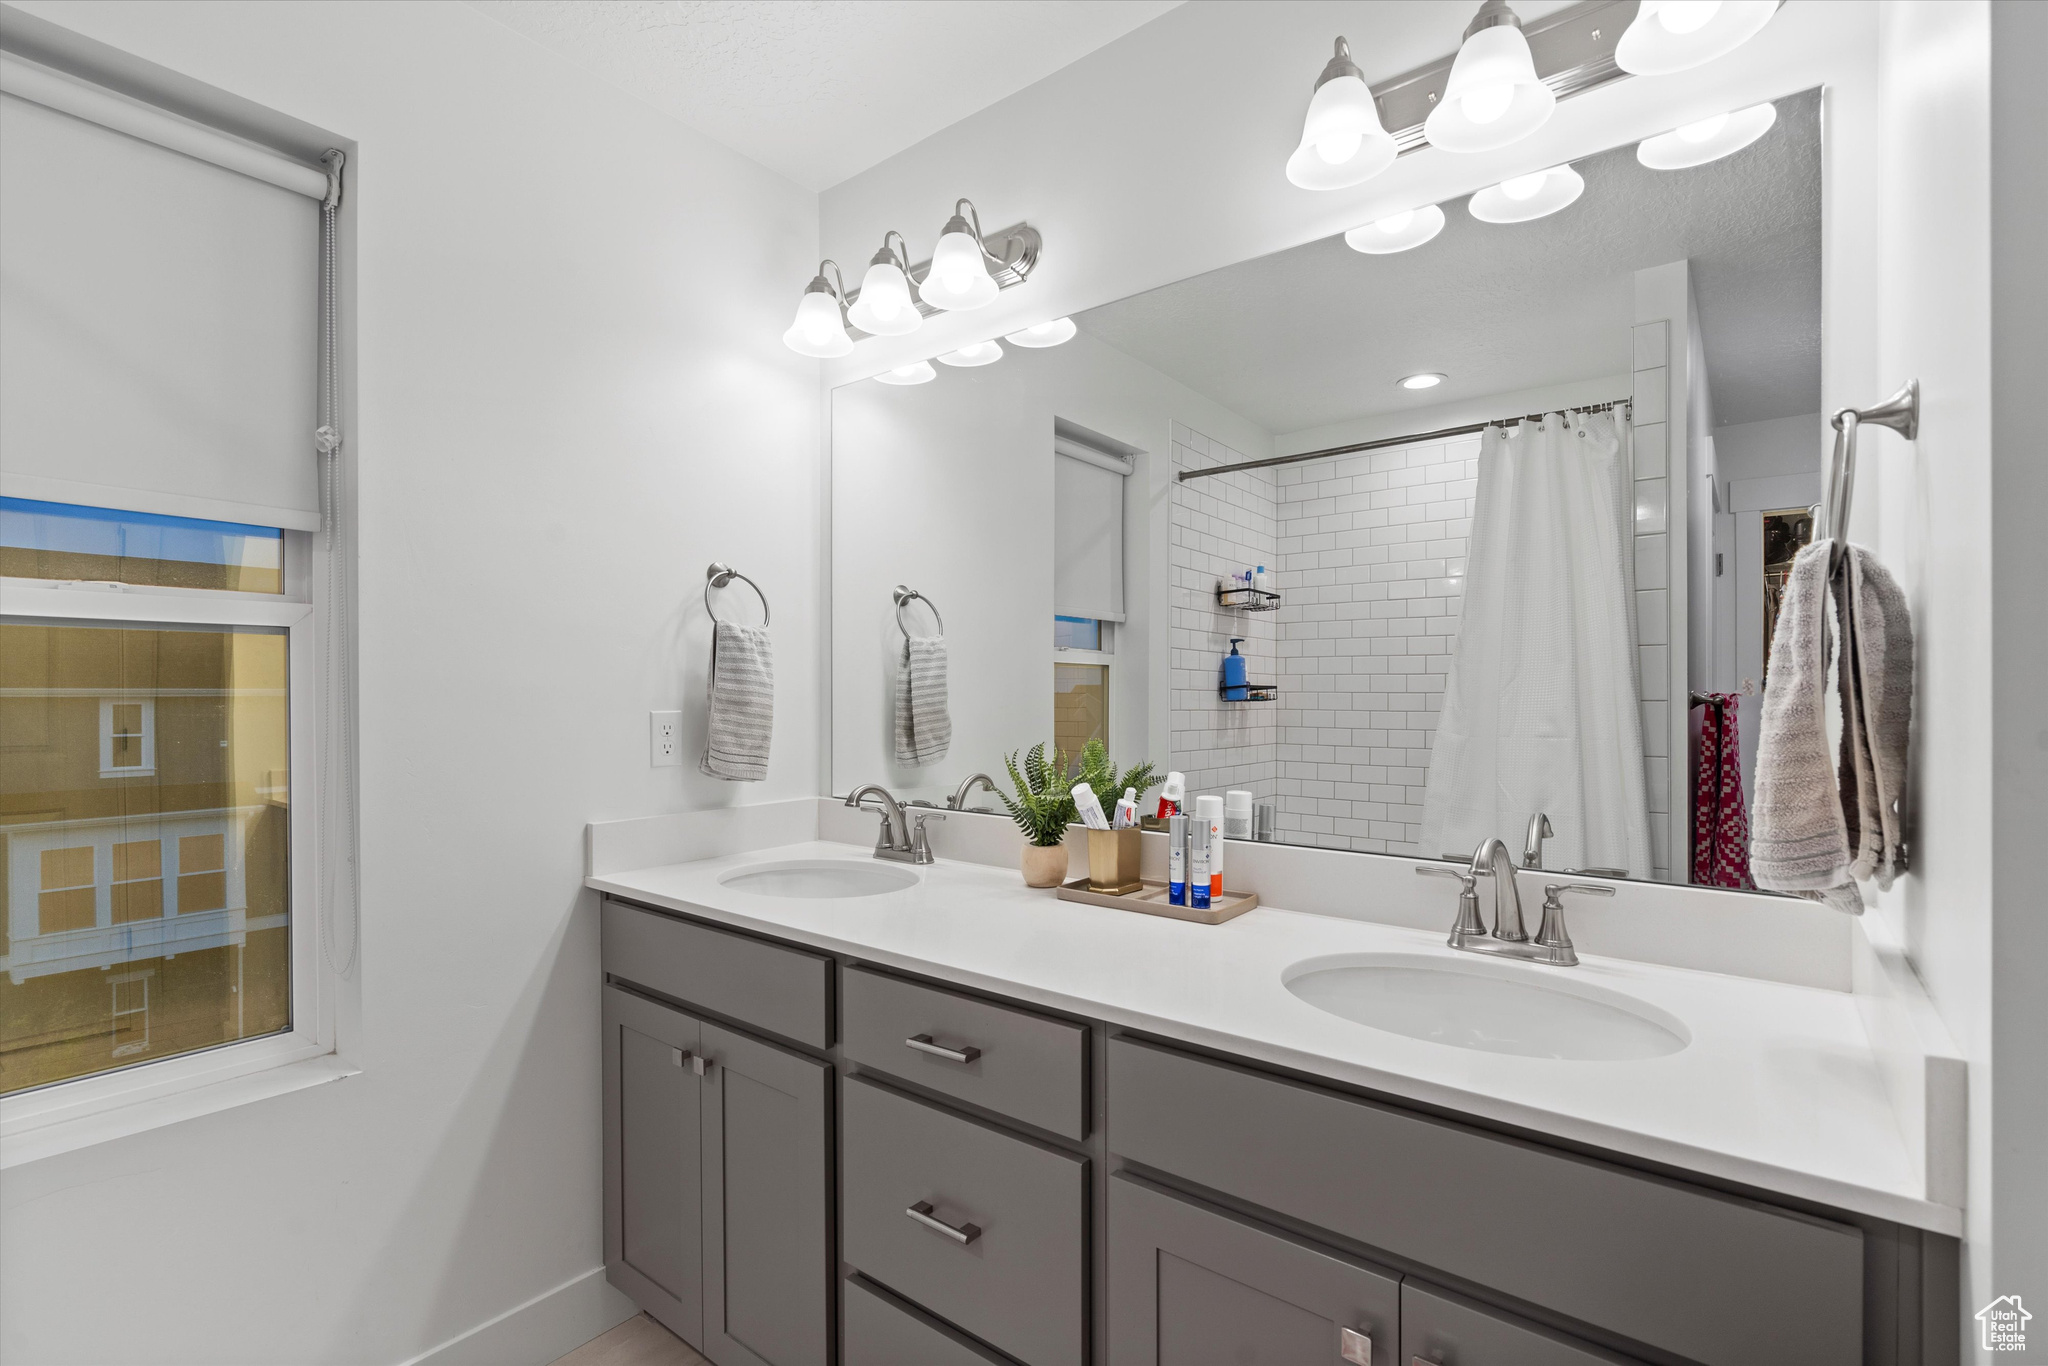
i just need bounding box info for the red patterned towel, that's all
[1692,695,1753,888]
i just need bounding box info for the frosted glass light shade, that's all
[875,360,937,386]
[783,284,852,358]
[1285,74,1397,190]
[1615,1,1779,75]
[1005,317,1077,348]
[847,259,921,336]
[1344,204,1447,254]
[918,220,1000,311]
[936,340,1003,367]
[1424,24,1555,153]
[1468,164,1584,222]
[1637,102,1777,169]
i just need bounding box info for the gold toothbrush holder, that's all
[1085,827,1144,896]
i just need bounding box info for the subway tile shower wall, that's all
[1169,425,1282,804]
[1171,425,1475,856]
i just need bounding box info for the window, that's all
[1,56,343,1128]
[1054,616,1113,766]
[1052,428,1135,768]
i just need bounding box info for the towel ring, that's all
[705,562,769,626]
[892,585,943,637]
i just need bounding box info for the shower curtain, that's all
[1419,412,1652,877]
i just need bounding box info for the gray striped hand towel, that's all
[893,635,951,766]
[701,621,773,782]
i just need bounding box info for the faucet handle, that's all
[1533,883,1614,966]
[1416,864,1488,941]
[911,811,945,864]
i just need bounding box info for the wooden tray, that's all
[1055,877,1259,926]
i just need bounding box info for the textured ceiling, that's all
[467,0,1183,190]
[1078,88,1824,436]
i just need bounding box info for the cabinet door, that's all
[700,1019,833,1366]
[603,986,704,1346]
[1109,1174,1398,1366]
[1401,1281,1643,1366]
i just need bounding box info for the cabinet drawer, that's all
[1403,1281,1642,1366]
[844,1276,1011,1366]
[842,966,1087,1139]
[602,899,831,1048]
[843,1077,1086,1366]
[1109,1037,1863,1366]
[1109,1173,1398,1366]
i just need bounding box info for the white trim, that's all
[0,579,310,627]
[0,53,329,201]
[400,1266,637,1366]
[1053,435,1136,476]
[97,695,155,777]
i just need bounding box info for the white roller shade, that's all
[0,82,323,530]
[1053,436,1132,623]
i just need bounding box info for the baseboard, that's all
[402,1266,637,1366]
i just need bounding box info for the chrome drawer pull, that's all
[906,1200,981,1245]
[1338,1327,1371,1365]
[690,1055,713,1076]
[905,1034,981,1064]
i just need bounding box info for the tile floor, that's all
[549,1313,710,1366]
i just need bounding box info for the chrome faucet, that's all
[947,772,999,812]
[1523,812,1554,869]
[845,784,942,865]
[1415,842,1615,967]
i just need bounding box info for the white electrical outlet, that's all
[650,710,682,766]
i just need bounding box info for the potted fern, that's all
[999,741,1162,888]
[1001,743,1076,887]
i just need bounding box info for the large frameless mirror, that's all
[830,88,1823,889]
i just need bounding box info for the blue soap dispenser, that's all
[1222,638,1248,700]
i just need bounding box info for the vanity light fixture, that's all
[874,360,937,386]
[1285,37,1398,191]
[846,232,922,337]
[1344,204,1448,254]
[1423,1,1556,154]
[1468,163,1584,223]
[1005,317,1077,348]
[918,200,1003,312]
[1615,1,1780,76]
[782,263,854,358]
[936,339,1003,367]
[1637,102,1777,169]
[1399,372,1447,390]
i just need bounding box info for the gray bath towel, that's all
[1750,540,1913,910]
[893,634,951,766]
[700,621,773,781]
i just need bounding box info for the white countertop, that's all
[588,839,1959,1235]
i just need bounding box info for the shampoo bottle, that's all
[1222,638,1248,700]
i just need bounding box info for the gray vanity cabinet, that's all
[603,985,706,1345]
[1107,1173,1399,1366]
[699,1019,833,1366]
[600,977,831,1366]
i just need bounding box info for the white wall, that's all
[1715,412,1825,484]
[0,3,821,1363]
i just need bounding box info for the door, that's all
[700,1018,833,1366]
[1108,1173,1398,1366]
[603,985,704,1345]
[1401,1281,1642,1366]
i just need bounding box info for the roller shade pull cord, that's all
[316,148,359,979]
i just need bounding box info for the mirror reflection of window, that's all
[1054,616,1111,769]
[1760,508,1815,689]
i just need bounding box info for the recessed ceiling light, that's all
[936,340,1003,367]
[1399,373,1446,390]
[1344,204,1447,255]
[1637,102,1778,170]
[1005,317,1077,348]
[1468,164,1585,223]
[875,361,936,386]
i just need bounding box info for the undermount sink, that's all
[1283,953,1689,1061]
[718,860,919,899]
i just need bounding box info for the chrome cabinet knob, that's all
[1339,1325,1372,1364]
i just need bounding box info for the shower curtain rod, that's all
[1176,398,1632,482]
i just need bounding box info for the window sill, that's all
[0,1044,357,1169]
